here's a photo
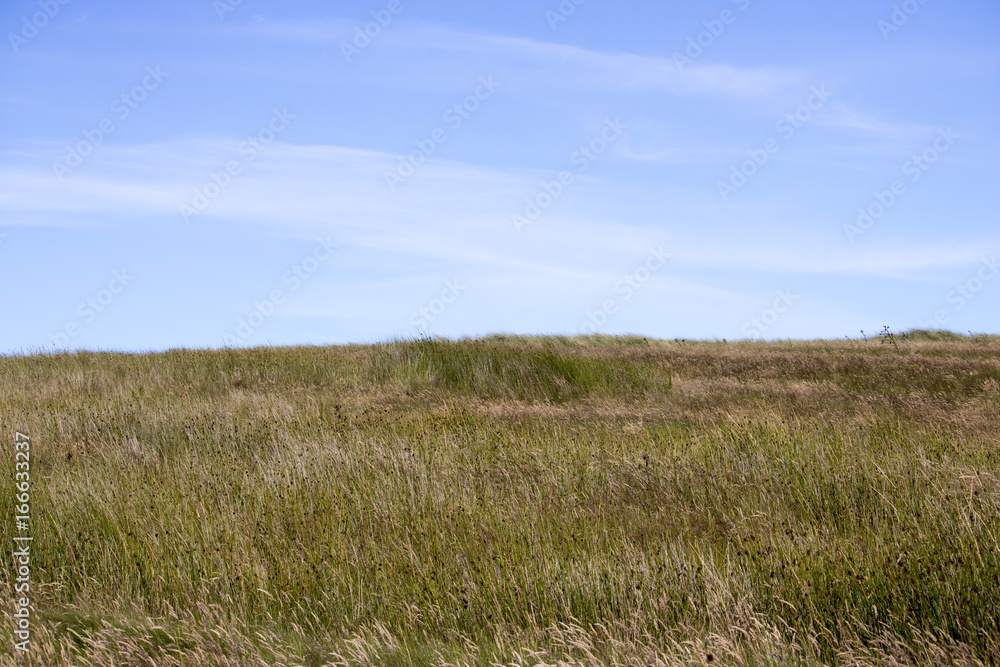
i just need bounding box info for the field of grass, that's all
[1,333,998,666]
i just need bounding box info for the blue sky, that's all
[2,0,997,352]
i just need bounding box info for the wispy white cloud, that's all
[677,240,996,278]
[818,104,935,139]
[235,17,804,98]
[2,138,989,284]
[442,28,803,96]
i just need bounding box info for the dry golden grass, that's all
[0,333,998,665]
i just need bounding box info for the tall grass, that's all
[371,337,668,400]
[0,334,998,665]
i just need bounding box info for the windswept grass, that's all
[371,337,668,401]
[1,333,998,665]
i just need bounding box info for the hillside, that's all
[1,334,998,665]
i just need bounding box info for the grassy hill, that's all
[1,334,998,665]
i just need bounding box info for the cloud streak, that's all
[234,17,804,98]
[2,137,989,283]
